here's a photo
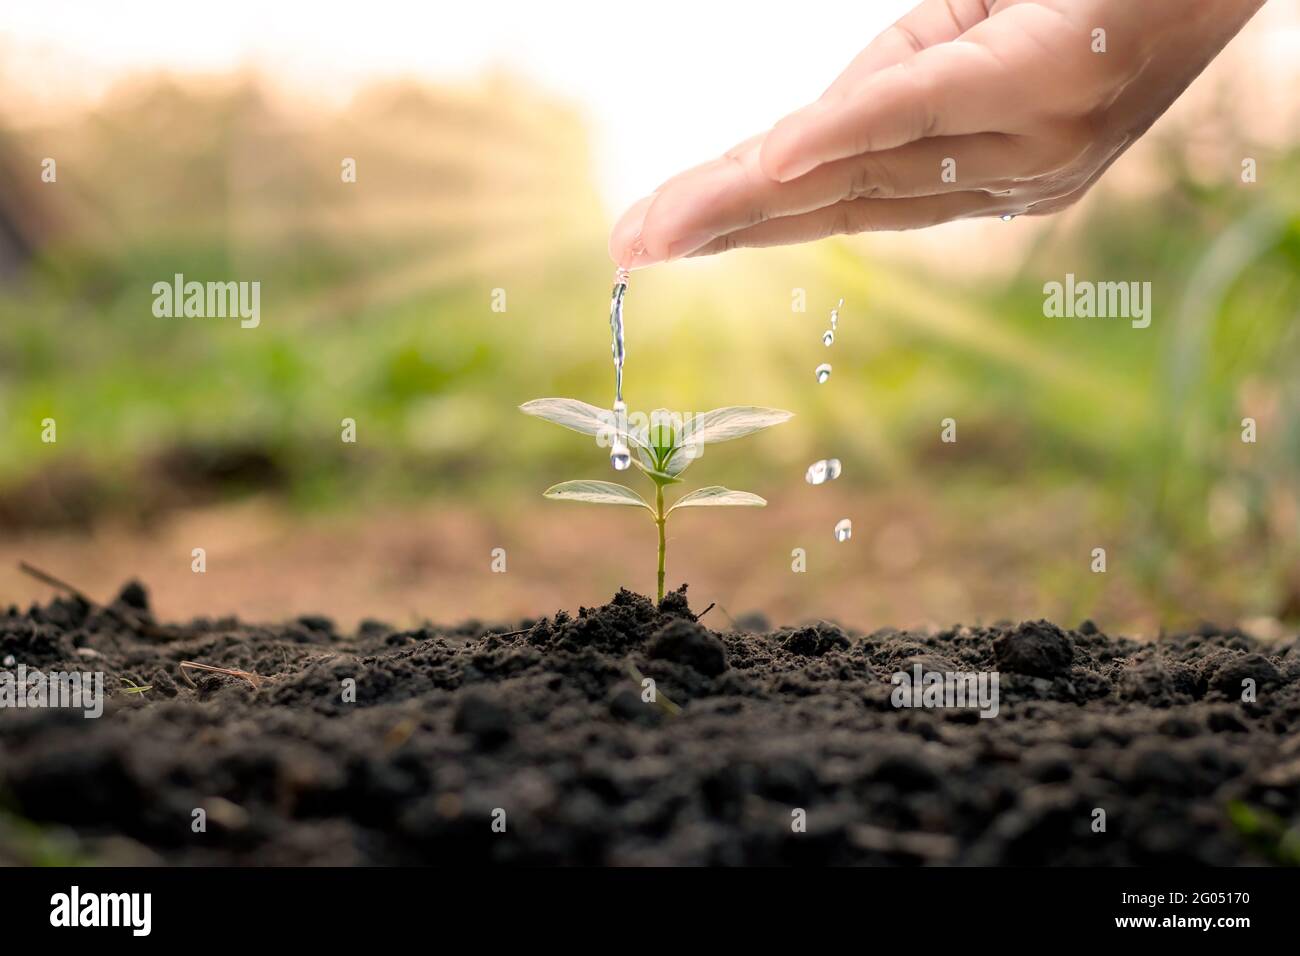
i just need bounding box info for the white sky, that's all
[0,0,909,213]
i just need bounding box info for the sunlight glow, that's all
[0,0,907,214]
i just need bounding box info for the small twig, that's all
[627,662,682,717]
[693,602,716,622]
[179,661,263,690]
[489,627,531,639]
[18,561,169,639]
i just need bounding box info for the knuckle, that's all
[1026,185,1086,217]
[847,164,873,201]
[830,201,867,237]
[1020,120,1096,179]
[723,152,774,229]
[846,156,895,200]
[898,60,941,141]
[888,22,927,57]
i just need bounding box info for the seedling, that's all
[179,660,263,690]
[520,399,792,602]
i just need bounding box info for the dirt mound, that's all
[2,584,1297,865]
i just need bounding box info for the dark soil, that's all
[2,583,1298,866]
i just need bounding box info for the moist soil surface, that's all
[2,582,1298,866]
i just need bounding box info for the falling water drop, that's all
[815,363,832,384]
[609,399,630,470]
[609,270,630,471]
[805,458,843,485]
[1000,214,1017,222]
[834,518,853,542]
[830,297,843,331]
[610,268,629,406]
[822,330,834,346]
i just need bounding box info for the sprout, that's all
[520,399,793,603]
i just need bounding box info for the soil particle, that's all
[780,624,851,657]
[609,687,662,726]
[657,586,695,621]
[1206,652,1281,697]
[296,615,336,636]
[993,620,1074,677]
[453,694,514,750]
[647,619,727,676]
[0,586,1296,865]
[116,581,150,612]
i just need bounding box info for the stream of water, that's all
[609,268,631,471]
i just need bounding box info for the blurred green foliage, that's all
[0,75,1295,622]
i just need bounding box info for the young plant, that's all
[520,399,793,602]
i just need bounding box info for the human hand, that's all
[609,0,1266,268]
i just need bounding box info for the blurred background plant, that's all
[0,2,1296,634]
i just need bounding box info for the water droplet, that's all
[833,518,852,542]
[609,399,630,470]
[610,269,629,408]
[805,458,842,485]
[822,330,834,346]
[2,654,14,667]
[1000,213,1017,222]
[815,363,832,384]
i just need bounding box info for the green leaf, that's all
[657,407,794,475]
[642,409,701,477]
[634,442,658,473]
[668,485,767,514]
[543,480,654,511]
[631,458,683,485]
[685,406,793,446]
[520,398,649,451]
[646,410,678,458]
[520,398,609,436]
[662,442,702,477]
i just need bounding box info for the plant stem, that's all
[655,484,666,604]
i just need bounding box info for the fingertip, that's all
[620,244,665,271]
[608,194,657,267]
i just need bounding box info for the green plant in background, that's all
[1227,799,1300,865]
[521,399,792,602]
